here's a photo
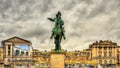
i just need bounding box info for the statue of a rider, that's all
[47,11,66,51]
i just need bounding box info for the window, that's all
[109,60,112,64]
[26,52,28,56]
[98,51,102,57]
[8,46,11,56]
[74,53,78,56]
[16,50,20,56]
[109,47,112,50]
[99,60,102,64]
[104,52,107,57]
[21,51,24,56]
[42,63,44,66]
[99,54,102,57]
[87,52,90,55]
[80,52,83,55]
[104,60,107,64]
[109,52,112,57]
[99,47,102,50]
[99,51,102,53]
[104,47,107,50]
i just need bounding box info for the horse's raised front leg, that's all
[50,32,54,39]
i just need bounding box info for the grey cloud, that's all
[0,0,12,13]
[83,0,93,5]
[39,0,53,13]
[69,32,81,37]
[62,0,77,10]
[0,24,23,36]
[87,0,120,18]
[21,26,48,38]
[0,0,53,23]
[0,0,120,50]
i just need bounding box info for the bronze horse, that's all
[48,11,66,51]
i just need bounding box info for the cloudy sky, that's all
[0,0,120,51]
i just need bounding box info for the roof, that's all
[89,40,117,48]
[2,36,31,44]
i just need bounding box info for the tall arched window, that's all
[104,60,107,64]
[109,52,112,57]
[104,52,107,57]
[21,51,24,56]
[8,46,11,56]
[26,52,28,56]
[109,60,112,64]
[16,50,20,56]
[99,60,102,64]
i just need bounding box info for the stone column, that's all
[107,47,109,57]
[115,47,117,64]
[28,44,31,57]
[6,45,8,57]
[112,47,114,63]
[96,46,98,57]
[115,47,117,57]
[19,50,21,56]
[10,45,13,57]
[102,47,104,57]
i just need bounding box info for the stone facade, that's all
[90,40,119,68]
[0,37,120,68]
[32,40,120,68]
[1,36,32,68]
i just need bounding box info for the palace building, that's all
[1,36,33,68]
[0,36,120,68]
[32,49,50,68]
[32,40,120,68]
[65,50,91,68]
[32,49,94,68]
[90,40,119,68]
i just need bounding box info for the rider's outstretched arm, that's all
[47,18,55,22]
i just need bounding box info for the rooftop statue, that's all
[47,11,66,52]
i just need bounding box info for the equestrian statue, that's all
[47,11,66,52]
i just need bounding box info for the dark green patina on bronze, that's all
[47,11,66,52]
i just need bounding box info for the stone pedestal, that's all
[50,53,65,68]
